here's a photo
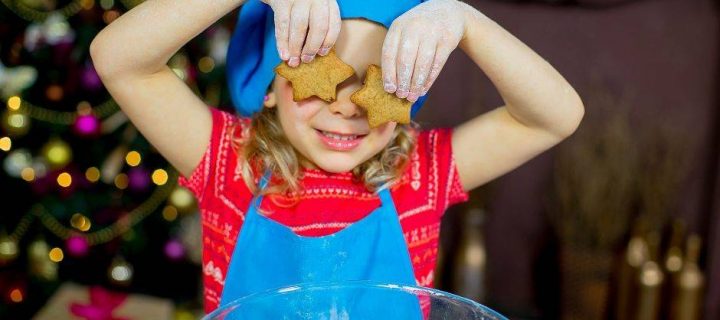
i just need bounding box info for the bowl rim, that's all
[202,280,507,320]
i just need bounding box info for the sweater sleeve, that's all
[177,107,251,205]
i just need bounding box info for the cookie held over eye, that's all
[350,64,412,129]
[274,48,355,102]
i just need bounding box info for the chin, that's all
[310,153,364,173]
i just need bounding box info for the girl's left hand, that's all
[381,0,467,102]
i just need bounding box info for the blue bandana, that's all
[226,0,429,117]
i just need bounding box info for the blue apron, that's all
[218,171,423,319]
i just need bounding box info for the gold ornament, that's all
[42,138,72,169]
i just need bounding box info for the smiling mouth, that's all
[315,129,368,151]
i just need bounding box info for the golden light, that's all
[125,151,141,167]
[0,137,10,151]
[9,288,23,303]
[152,169,169,185]
[85,167,100,182]
[49,247,64,262]
[57,172,72,188]
[115,173,129,189]
[20,167,35,182]
[162,205,178,222]
[81,0,95,10]
[198,56,215,73]
[71,213,91,232]
[7,96,21,111]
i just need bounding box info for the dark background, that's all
[418,0,719,318]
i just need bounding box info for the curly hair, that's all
[236,105,418,203]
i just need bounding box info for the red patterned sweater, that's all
[179,108,469,314]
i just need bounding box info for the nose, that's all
[328,98,364,118]
[328,78,365,118]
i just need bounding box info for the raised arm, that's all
[89,0,246,177]
[451,2,585,191]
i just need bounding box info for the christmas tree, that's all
[0,1,236,318]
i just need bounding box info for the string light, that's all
[46,85,64,102]
[57,172,72,188]
[102,9,122,24]
[9,288,23,303]
[115,173,129,189]
[1,96,118,125]
[125,151,141,167]
[49,247,64,262]
[0,169,178,249]
[198,57,215,73]
[70,213,91,232]
[6,169,177,247]
[0,137,10,151]
[20,167,35,182]
[85,167,100,182]
[162,206,178,222]
[152,169,169,185]
[7,96,21,111]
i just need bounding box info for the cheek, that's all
[369,123,397,148]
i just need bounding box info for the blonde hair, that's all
[237,105,418,203]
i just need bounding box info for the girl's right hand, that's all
[262,0,341,67]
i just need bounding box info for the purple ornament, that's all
[73,114,100,137]
[164,239,185,261]
[82,63,103,90]
[128,167,151,192]
[66,235,89,257]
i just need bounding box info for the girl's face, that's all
[269,19,397,173]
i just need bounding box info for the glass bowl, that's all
[203,281,507,320]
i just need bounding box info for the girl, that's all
[90,0,584,316]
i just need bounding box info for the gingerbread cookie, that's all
[350,64,412,128]
[274,48,355,102]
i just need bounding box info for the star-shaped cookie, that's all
[274,48,355,102]
[350,64,412,128]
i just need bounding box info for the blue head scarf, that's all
[227,0,429,117]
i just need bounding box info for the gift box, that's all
[33,282,174,320]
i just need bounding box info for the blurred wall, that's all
[415,0,719,318]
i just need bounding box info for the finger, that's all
[301,0,329,63]
[381,23,401,93]
[272,2,291,61]
[421,44,452,95]
[395,32,419,99]
[319,0,340,56]
[407,38,437,102]
[288,0,311,67]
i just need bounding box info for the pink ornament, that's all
[73,114,100,137]
[164,239,185,261]
[66,235,89,257]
